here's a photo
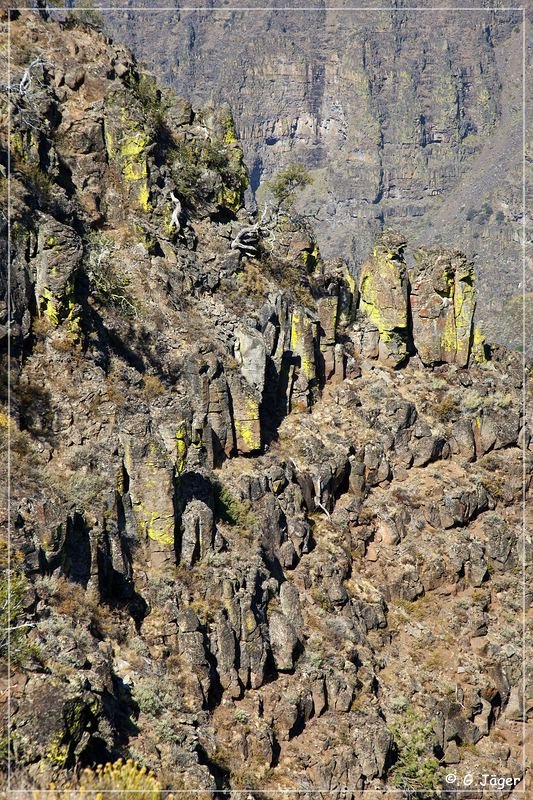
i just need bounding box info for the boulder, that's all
[235,326,266,392]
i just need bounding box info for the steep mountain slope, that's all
[0,10,531,798]
[101,0,530,354]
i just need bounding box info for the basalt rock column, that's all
[358,232,410,368]
[120,419,176,571]
[409,248,476,367]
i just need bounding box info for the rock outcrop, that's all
[356,232,478,369]
[0,10,530,799]
[357,232,410,367]
[105,1,529,354]
[410,248,477,367]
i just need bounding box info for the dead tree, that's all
[169,191,182,233]
[3,57,51,98]
[3,56,53,133]
[314,476,331,518]
[230,202,285,257]
[230,223,263,256]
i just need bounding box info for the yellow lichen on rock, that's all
[291,308,317,383]
[290,309,302,351]
[471,326,488,363]
[409,249,477,367]
[116,466,125,496]
[142,505,175,547]
[217,185,241,212]
[358,238,409,367]
[234,394,261,453]
[103,100,153,213]
[453,271,476,360]
[175,422,188,474]
[120,435,177,563]
[40,289,59,326]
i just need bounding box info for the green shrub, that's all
[0,567,35,666]
[215,484,255,529]
[171,135,246,209]
[133,678,165,717]
[201,139,233,175]
[461,389,484,411]
[66,1,104,31]
[234,708,250,724]
[132,72,169,133]
[306,650,324,669]
[68,470,111,510]
[389,707,442,795]
[267,163,312,206]
[18,161,53,198]
[171,142,202,204]
[465,204,493,225]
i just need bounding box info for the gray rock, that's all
[444,740,461,764]
[269,612,299,672]
[235,327,267,392]
[504,687,525,721]
[65,67,85,90]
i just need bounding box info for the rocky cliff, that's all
[0,10,531,799]
[100,0,530,355]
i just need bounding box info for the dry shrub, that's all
[39,576,122,640]
[49,579,94,620]
[142,375,166,399]
[432,395,459,421]
[32,315,53,339]
[237,261,268,299]
[49,332,80,354]
[29,759,167,799]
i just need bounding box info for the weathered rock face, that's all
[34,218,83,326]
[358,232,410,367]
[103,0,529,355]
[104,87,154,214]
[356,233,478,368]
[120,420,176,570]
[1,10,531,799]
[410,248,477,367]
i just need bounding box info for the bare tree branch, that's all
[230,200,287,256]
[314,476,331,518]
[3,57,51,96]
[169,191,182,232]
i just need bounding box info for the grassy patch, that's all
[215,483,255,529]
